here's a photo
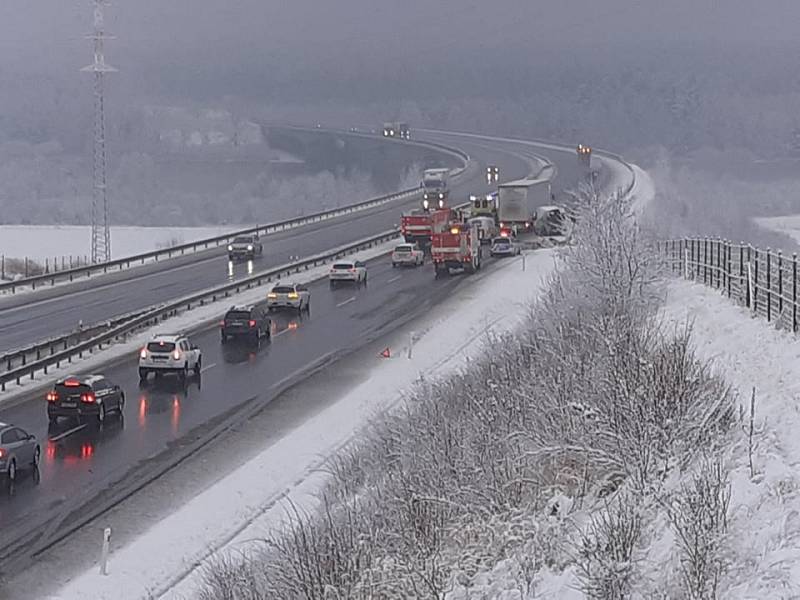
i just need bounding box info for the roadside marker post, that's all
[100,527,112,575]
[380,347,391,358]
[408,331,416,359]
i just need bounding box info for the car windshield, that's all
[493,238,510,245]
[225,311,251,320]
[332,263,353,270]
[272,286,295,294]
[147,341,176,352]
[232,237,251,244]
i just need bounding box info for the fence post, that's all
[727,241,732,298]
[766,249,772,322]
[753,247,759,311]
[739,243,744,302]
[702,238,707,284]
[684,245,689,280]
[793,253,797,333]
[778,250,784,319]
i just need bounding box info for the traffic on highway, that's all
[0,126,620,584]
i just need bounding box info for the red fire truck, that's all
[431,219,481,278]
[401,207,458,250]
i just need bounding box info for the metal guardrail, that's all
[0,132,470,295]
[661,238,800,333]
[0,229,403,391]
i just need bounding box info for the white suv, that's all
[329,260,367,287]
[391,243,424,267]
[138,334,202,381]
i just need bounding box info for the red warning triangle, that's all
[380,347,391,358]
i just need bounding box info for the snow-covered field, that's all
[0,225,245,263]
[48,249,558,600]
[755,214,800,245]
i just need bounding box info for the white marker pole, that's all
[522,252,527,272]
[100,527,111,575]
[408,331,415,359]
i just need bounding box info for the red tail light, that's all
[249,319,257,327]
[80,392,96,404]
[0,449,5,459]
[139,348,148,359]
[64,378,81,387]
[349,268,356,273]
[46,391,59,403]
[219,320,226,327]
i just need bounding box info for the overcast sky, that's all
[2,0,798,78]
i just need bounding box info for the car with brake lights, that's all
[46,375,126,425]
[267,283,311,313]
[490,236,520,257]
[329,260,368,286]
[138,334,202,381]
[227,234,263,261]
[391,243,424,267]
[220,305,271,342]
[0,423,40,482]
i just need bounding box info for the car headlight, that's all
[422,199,430,209]
[438,193,444,199]
[247,245,253,251]
[227,245,233,251]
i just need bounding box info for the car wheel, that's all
[138,368,148,381]
[392,262,397,268]
[32,446,40,467]
[118,393,126,414]
[97,402,106,425]
[180,364,188,380]
[305,300,311,314]
[7,459,16,482]
[48,414,58,426]
[329,280,336,289]
[363,273,368,284]
[194,356,202,374]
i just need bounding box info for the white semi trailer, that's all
[497,178,552,232]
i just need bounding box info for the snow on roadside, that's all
[0,238,403,408]
[755,214,800,246]
[0,225,244,263]
[660,280,800,598]
[48,250,557,600]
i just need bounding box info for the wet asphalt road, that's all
[0,136,536,354]
[0,251,492,570]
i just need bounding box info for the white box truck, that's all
[497,178,551,232]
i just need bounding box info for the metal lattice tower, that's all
[81,0,117,263]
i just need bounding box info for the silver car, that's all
[0,423,40,483]
[267,282,311,314]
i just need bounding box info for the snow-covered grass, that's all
[0,225,244,264]
[755,214,800,247]
[0,238,402,408]
[658,280,800,598]
[48,246,558,600]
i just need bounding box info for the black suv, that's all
[220,305,271,342]
[46,375,125,425]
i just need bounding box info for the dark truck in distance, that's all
[227,235,263,261]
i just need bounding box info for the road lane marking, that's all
[200,363,217,374]
[49,423,86,442]
[336,297,356,308]
[387,275,402,283]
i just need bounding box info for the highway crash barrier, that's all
[0,130,470,295]
[0,228,404,392]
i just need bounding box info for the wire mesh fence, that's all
[660,238,800,333]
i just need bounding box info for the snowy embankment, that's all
[659,280,800,597]
[49,247,558,600]
[0,225,243,263]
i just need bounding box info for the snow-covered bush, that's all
[197,187,734,599]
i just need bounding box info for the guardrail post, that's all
[767,248,772,322]
[794,253,798,333]
[778,250,784,319]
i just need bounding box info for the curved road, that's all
[0,136,534,355]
